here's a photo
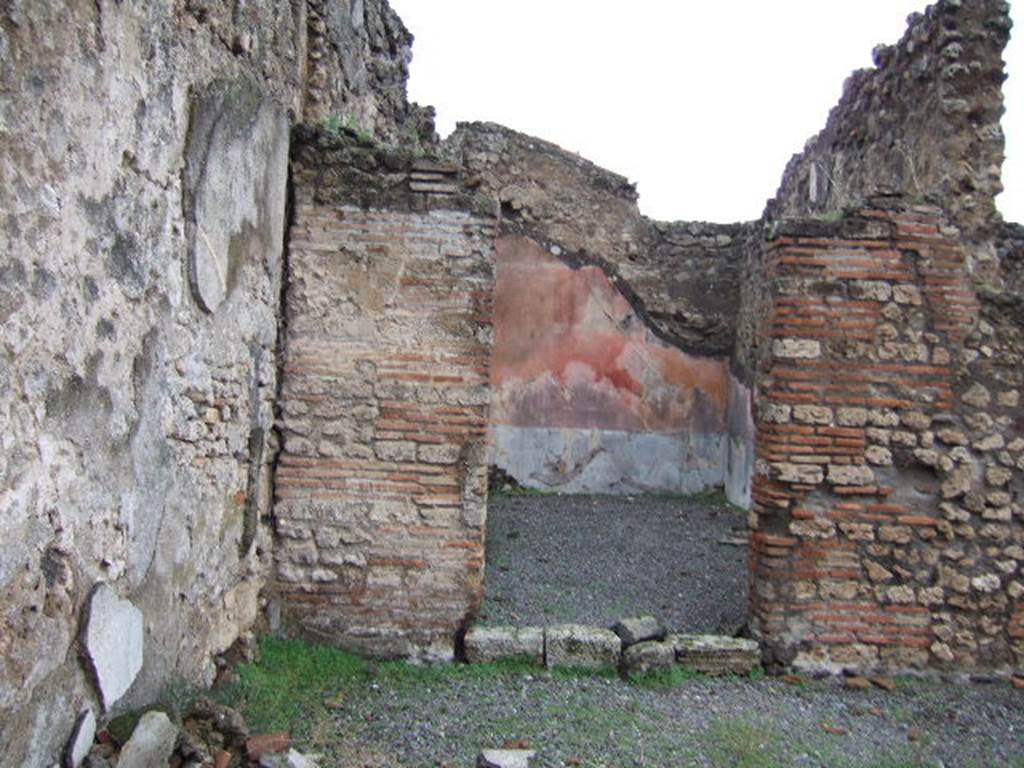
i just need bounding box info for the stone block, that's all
[837,408,869,427]
[117,711,179,768]
[64,708,96,768]
[793,405,833,425]
[611,616,666,647]
[622,640,676,674]
[827,464,875,486]
[81,583,144,711]
[672,634,760,675]
[477,750,535,768]
[774,462,824,484]
[464,626,544,665]
[545,624,620,669]
[772,338,821,359]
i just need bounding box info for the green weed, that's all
[215,636,368,733]
[703,717,785,768]
[628,665,702,689]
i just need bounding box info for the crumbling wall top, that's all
[766,0,1012,256]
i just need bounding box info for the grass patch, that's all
[548,664,619,681]
[216,636,369,733]
[704,717,785,768]
[628,665,703,689]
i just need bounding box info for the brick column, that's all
[750,202,986,673]
[275,199,495,659]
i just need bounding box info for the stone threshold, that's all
[464,617,761,676]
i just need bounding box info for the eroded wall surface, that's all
[0,2,422,764]
[490,235,733,494]
[275,131,494,659]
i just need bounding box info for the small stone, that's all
[774,463,824,484]
[465,626,544,665]
[931,641,955,662]
[81,583,145,710]
[117,712,179,768]
[986,466,1012,486]
[611,616,666,647]
[844,676,871,690]
[545,625,620,669]
[246,733,291,761]
[870,676,897,691]
[827,465,875,486]
[1011,676,1024,690]
[284,750,320,768]
[762,403,792,423]
[622,640,676,674]
[865,445,893,466]
[793,405,833,425]
[961,383,991,408]
[837,408,869,427]
[971,574,1001,593]
[214,752,232,768]
[973,434,1005,452]
[477,749,535,768]
[64,708,97,768]
[936,429,969,446]
[773,338,821,359]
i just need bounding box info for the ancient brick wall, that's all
[275,130,495,659]
[767,0,1011,268]
[749,200,1023,673]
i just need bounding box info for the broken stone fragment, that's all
[545,624,620,669]
[477,749,535,768]
[246,732,291,760]
[259,749,321,768]
[464,626,544,665]
[622,640,676,674]
[611,615,666,647]
[117,712,178,768]
[64,708,96,768]
[81,583,144,711]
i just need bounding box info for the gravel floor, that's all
[312,667,1024,768]
[480,493,749,634]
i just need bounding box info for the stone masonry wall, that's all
[767,0,1011,271]
[0,3,419,765]
[275,129,495,659]
[749,200,1023,674]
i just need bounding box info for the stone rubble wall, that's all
[748,200,1023,674]
[275,129,495,659]
[0,2,419,765]
[767,0,1011,269]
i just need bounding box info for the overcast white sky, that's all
[389,0,1021,225]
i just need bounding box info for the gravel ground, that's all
[480,493,748,634]
[310,666,1024,768]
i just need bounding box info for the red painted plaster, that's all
[491,236,729,434]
